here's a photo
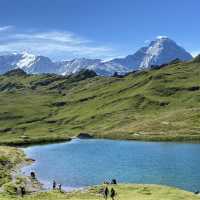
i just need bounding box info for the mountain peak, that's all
[16,52,36,69]
[149,36,177,47]
[139,37,192,68]
[109,37,192,71]
[156,35,169,39]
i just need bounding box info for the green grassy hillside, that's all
[0,59,200,144]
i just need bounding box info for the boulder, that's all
[77,133,93,139]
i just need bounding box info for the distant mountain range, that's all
[0,37,193,76]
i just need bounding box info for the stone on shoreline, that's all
[77,133,93,139]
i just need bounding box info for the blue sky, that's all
[0,0,199,60]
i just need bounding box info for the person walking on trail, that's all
[53,180,56,190]
[103,187,109,200]
[58,184,62,192]
[111,179,117,184]
[110,188,116,200]
[30,171,36,179]
[20,186,26,197]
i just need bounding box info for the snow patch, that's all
[16,52,36,69]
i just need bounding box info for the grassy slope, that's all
[0,184,199,200]
[0,61,200,144]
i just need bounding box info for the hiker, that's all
[53,180,56,189]
[111,179,117,184]
[194,190,200,195]
[30,171,36,179]
[110,188,116,200]
[20,186,26,197]
[14,186,17,195]
[58,184,62,192]
[103,187,109,200]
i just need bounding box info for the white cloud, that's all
[0,27,120,60]
[0,25,13,32]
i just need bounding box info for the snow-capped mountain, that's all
[56,58,102,75]
[15,52,57,74]
[139,36,192,68]
[0,53,129,76]
[111,36,192,70]
[0,52,57,74]
[0,37,193,76]
[57,58,130,76]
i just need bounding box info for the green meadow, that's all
[0,59,200,145]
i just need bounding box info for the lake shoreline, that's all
[1,134,200,194]
[1,133,200,147]
[0,136,72,147]
[21,138,200,193]
[1,140,200,199]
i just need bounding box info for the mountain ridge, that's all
[0,37,193,76]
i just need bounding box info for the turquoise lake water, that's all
[22,139,200,191]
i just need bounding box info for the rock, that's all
[77,133,93,139]
[20,135,29,139]
[52,101,66,107]
[26,158,36,162]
